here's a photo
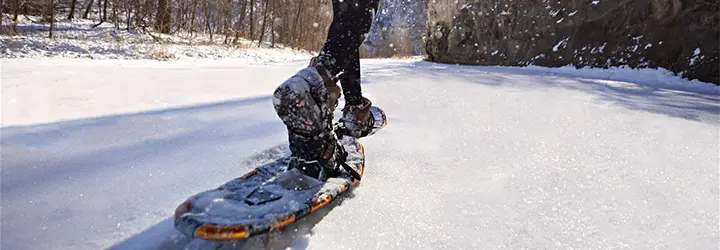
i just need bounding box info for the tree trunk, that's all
[12,0,20,21]
[91,0,108,28]
[68,0,77,19]
[125,0,132,31]
[248,0,254,41]
[155,0,171,33]
[291,0,305,49]
[134,0,145,31]
[102,0,108,21]
[281,0,289,44]
[82,0,94,19]
[48,0,55,38]
[270,6,275,47]
[257,0,268,46]
[232,0,248,44]
[222,0,232,44]
[112,0,119,29]
[97,0,102,17]
[175,0,183,32]
[189,0,197,36]
[203,0,213,41]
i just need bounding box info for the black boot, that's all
[340,96,374,138]
[273,65,342,181]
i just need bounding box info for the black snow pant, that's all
[317,0,379,106]
[272,0,379,164]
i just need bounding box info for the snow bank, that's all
[519,65,720,93]
[1,16,314,63]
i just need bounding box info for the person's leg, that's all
[272,0,379,180]
[273,67,339,180]
[316,0,379,79]
[318,0,379,137]
[338,51,362,105]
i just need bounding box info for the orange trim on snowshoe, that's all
[174,201,192,218]
[311,194,332,212]
[195,224,249,241]
[240,169,259,179]
[271,214,296,231]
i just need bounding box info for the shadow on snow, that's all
[106,144,358,250]
[1,96,283,193]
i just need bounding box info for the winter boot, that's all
[273,64,343,182]
[339,96,376,138]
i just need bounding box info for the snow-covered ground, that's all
[2,55,719,250]
[2,16,313,62]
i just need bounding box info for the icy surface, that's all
[2,58,719,249]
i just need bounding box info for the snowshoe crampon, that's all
[173,106,386,241]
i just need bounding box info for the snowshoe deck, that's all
[173,107,386,241]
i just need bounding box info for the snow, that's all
[1,16,313,62]
[2,55,719,249]
[553,38,569,52]
[550,9,560,17]
[689,48,704,66]
[591,42,607,54]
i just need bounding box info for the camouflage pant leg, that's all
[272,67,338,163]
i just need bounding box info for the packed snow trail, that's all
[2,58,718,250]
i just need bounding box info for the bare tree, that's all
[221,0,232,44]
[248,0,254,41]
[13,0,21,22]
[189,0,198,36]
[82,0,94,19]
[112,0,118,29]
[232,0,248,44]
[8,0,335,52]
[257,0,268,46]
[68,0,77,19]
[155,0,171,33]
[124,0,134,31]
[48,0,55,38]
[202,0,213,40]
[91,0,108,28]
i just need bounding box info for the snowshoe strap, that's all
[339,160,362,181]
[333,138,361,181]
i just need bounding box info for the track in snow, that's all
[2,58,718,250]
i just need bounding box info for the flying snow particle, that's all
[689,48,702,65]
[553,38,569,52]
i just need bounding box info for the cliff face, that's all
[425,0,719,84]
[360,0,428,57]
